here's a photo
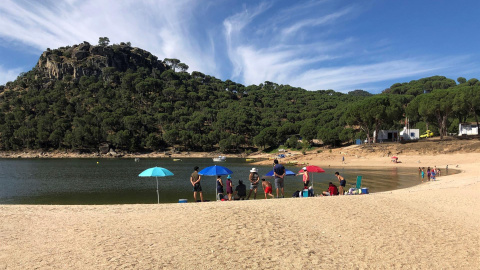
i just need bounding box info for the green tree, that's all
[98,37,110,46]
[164,58,181,72]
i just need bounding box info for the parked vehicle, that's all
[420,130,434,138]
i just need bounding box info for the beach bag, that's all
[292,190,300,197]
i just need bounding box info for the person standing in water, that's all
[226,175,234,201]
[335,172,346,195]
[273,159,286,198]
[247,168,260,200]
[262,178,275,199]
[300,167,310,189]
[216,175,224,200]
[190,166,204,202]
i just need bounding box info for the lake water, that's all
[0,158,457,204]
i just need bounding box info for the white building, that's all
[374,130,399,142]
[458,123,479,136]
[400,127,420,140]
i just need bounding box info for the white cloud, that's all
[281,6,354,36]
[0,1,476,93]
[0,65,23,85]
[287,56,471,92]
[0,0,220,77]
[223,2,272,78]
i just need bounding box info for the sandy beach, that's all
[1,151,480,269]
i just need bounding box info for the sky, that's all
[1,0,479,93]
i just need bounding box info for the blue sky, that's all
[0,0,479,93]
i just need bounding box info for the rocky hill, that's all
[3,41,166,92]
[39,41,166,80]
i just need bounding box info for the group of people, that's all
[189,160,348,202]
[319,172,346,196]
[216,174,248,201]
[419,166,441,182]
[189,165,277,202]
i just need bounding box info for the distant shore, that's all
[0,150,249,159]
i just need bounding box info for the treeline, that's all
[346,76,480,143]
[0,52,365,153]
[0,43,478,153]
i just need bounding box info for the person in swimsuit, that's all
[226,175,234,201]
[262,178,274,199]
[190,166,204,202]
[335,172,346,195]
[216,175,224,200]
[300,167,310,189]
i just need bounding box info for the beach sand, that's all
[1,153,479,269]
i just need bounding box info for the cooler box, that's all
[302,189,309,197]
[361,188,369,194]
[178,199,188,203]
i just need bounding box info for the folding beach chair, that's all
[356,176,362,189]
[346,176,362,194]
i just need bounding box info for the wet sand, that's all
[1,153,479,269]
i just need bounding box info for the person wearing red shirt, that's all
[323,182,339,196]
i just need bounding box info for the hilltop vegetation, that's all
[0,39,479,154]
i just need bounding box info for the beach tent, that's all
[264,169,296,177]
[138,167,174,204]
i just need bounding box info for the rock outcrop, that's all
[35,42,167,81]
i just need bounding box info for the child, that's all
[261,178,274,199]
[226,175,234,201]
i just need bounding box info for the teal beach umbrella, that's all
[139,167,174,204]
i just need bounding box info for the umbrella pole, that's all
[156,177,159,204]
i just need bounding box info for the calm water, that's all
[0,158,458,204]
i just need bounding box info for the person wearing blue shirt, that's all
[273,159,286,198]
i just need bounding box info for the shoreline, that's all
[1,152,479,268]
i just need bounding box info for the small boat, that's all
[213,156,226,162]
[173,158,182,161]
[246,158,255,162]
[134,158,140,162]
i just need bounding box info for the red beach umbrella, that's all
[299,165,326,173]
[391,156,398,159]
[298,165,325,189]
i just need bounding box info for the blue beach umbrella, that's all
[139,167,174,204]
[265,169,296,177]
[198,165,233,201]
[198,165,233,176]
